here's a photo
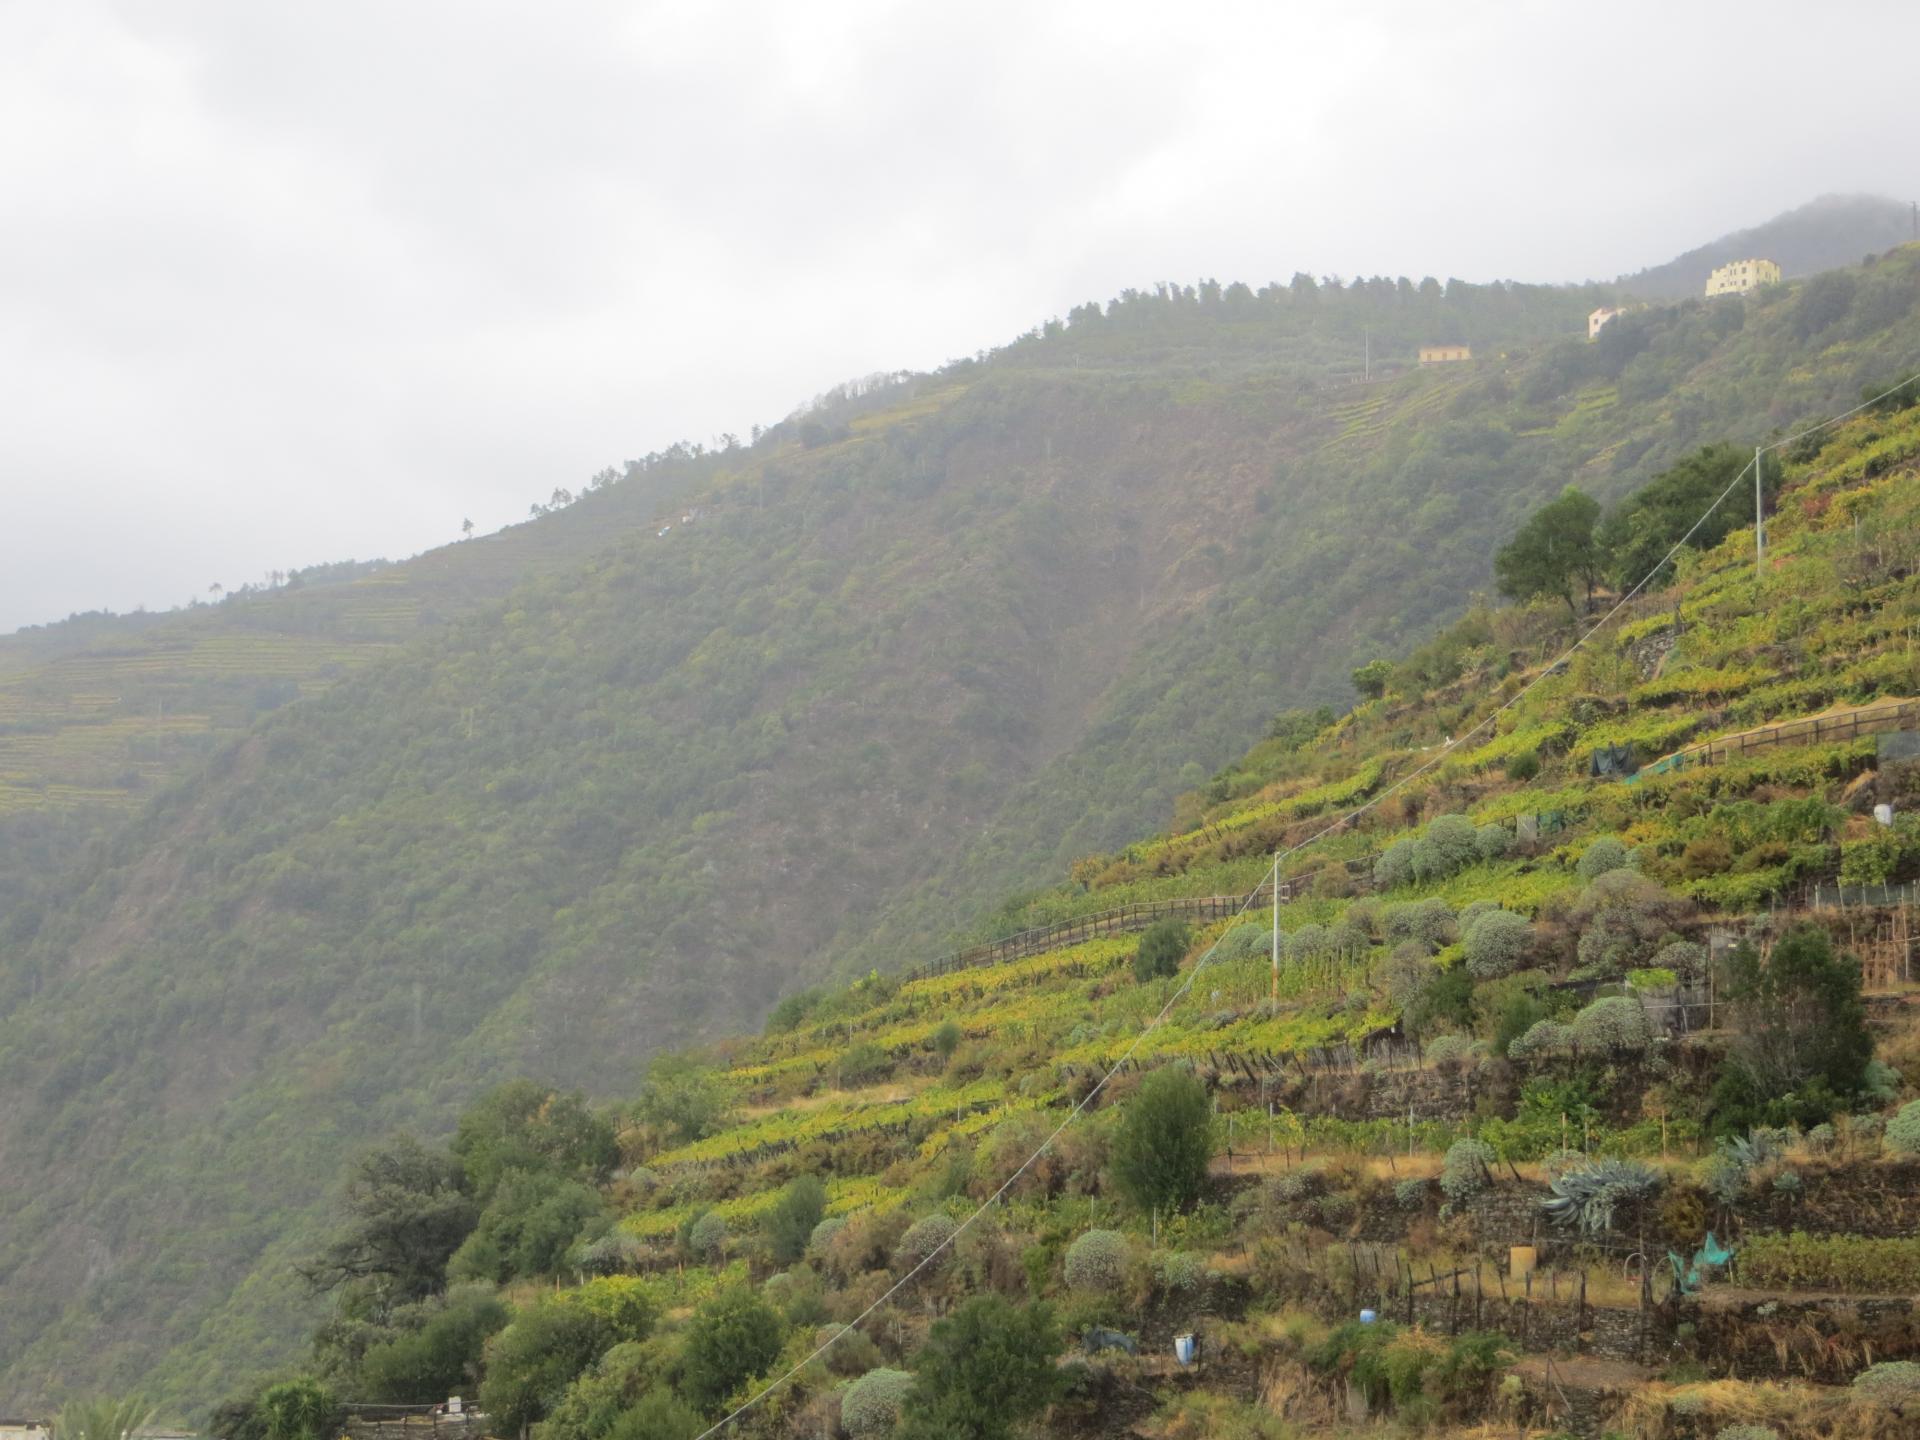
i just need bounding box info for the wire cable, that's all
[690,366,1919,1438]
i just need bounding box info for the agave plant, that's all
[1539,1157,1662,1236]
[55,1399,152,1440]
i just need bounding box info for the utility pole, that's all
[1754,445,1766,573]
[1363,328,1371,382]
[1270,851,1280,1009]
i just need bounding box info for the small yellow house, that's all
[0,1421,51,1440]
[1705,258,1781,297]
[1417,344,1471,365]
[1588,306,1624,340]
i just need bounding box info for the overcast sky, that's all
[2,0,1914,632]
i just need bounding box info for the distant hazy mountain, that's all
[1620,192,1915,299]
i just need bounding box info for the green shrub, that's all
[1440,1139,1494,1204]
[839,1040,893,1087]
[841,1368,915,1437]
[1474,824,1510,862]
[1463,910,1531,979]
[602,1391,699,1440]
[679,1287,785,1410]
[931,1020,964,1059]
[1132,919,1191,982]
[479,1303,613,1437]
[764,1175,827,1266]
[808,1216,846,1256]
[897,1297,1062,1440]
[1572,995,1653,1052]
[449,1170,607,1283]
[1374,838,1417,890]
[895,1214,959,1273]
[1152,1250,1208,1295]
[1853,1360,1920,1400]
[1424,1034,1476,1070]
[1505,1019,1571,1061]
[359,1287,511,1402]
[1887,1100,1920,1156]
[1576,837,1632,880]
[1413,815,1480,884]
[1062,1229,1129,1292]
[1109,1068,1213,1213]
[1384,898,1456,951]
[1505,749,1541,782]
[687,1210,729,1263]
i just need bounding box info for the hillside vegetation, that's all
[5,237,1920,1411]
[204,387,1920,1440]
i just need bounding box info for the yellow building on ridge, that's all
[1418,344,1471,365]
[1705,258,1781,296]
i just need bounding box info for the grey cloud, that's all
[1,0,1914,629]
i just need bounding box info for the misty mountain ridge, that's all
[1618,192,1915,299]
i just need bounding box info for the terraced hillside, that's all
[238,392,1920,1440]
[8,244,1920,1413]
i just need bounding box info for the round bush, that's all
[1393,1177,1429,1208]
[1063,1228,1130,1293]
[1474,824,1511,862]
[808,1216,846,1256]
[1216,922,1269,962]
[841,1367,915,1437]
[1458,899,1500,931]
[1152,1251,1207,1294]
[1572,994,1654,1052]
[1416,815,1480,881]
[1853,1360,1920,1400]
[1507,1019,1572,1062]
[1267,1166,1322,1203]
[1385,897,1456,952]
[1505,749,1541,782]
[1886,1100,1920,1157]
[894,1214,959,1271]
[1328,918,1371,959]
[1287,923,1331,962]
[1576,837,1632,881]
[1440,1138,1495,1203]
[687,1210,729,1262]
[1651,940,1706,976]
[1463,909,1532,978]
[1373,838,1417,890]
[1424,1034,1475,1070]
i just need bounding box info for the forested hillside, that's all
[3,233,1920,1411]
[0,451,719,914]
[199,388,1920,1440]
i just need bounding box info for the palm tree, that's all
[56,1398,152,1440]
